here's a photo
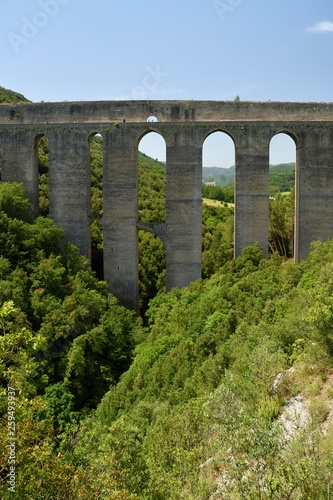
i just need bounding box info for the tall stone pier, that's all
[0,100,333,310]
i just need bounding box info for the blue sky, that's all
[1,0,333,166]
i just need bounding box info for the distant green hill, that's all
[203,162,295,194]
[0,85,30,103]
[269,162,295,194]
[202,166,235,186]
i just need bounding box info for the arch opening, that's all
[89,133,104,279]
[202,131,235,278]
[138,130,166,224]
[147,115,158,123]
[137,131,166,314]
[269,132,297,258]
[35,134,49,216]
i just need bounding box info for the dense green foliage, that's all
[2,204,333,496]
[202,183,235,203]
[0,182,137,409]
[269,189,295,257]
[0,175,332,497]
[202,204,234,278]
[138,152,166,224]
[0,181,139,493]
[137,152,167,310]
[65,242,333,497]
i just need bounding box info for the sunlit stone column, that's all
[48,128,91,259]
[103,126,139,311]
[1,129,39,216]
[165,126,202,290]
[295,124,333,260]
[234,125,270,257]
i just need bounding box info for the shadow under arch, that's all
[137,129,167,315]
[88,131,104,279]
[269,131,297,258]
[34,132,49,217]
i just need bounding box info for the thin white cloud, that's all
[307,21,333,33]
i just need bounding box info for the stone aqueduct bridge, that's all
[1,100,333,310]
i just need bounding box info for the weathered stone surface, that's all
[103,127,139,312]
[0,100,333,310]
[1,100,333,124]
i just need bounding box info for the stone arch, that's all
[202,129,236,171]
[137,128,166,155]
[269,131,297,258]
[202,128,237,149]
[202,129,236,194]
[270,129,299,148]
[147,115,158,123]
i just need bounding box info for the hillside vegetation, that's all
[0,182,332,497]
[87,241,333,499]
[0,86,30,104]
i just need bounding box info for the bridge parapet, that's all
[1,100,333,125]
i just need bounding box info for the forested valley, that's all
[0,86,333,499]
